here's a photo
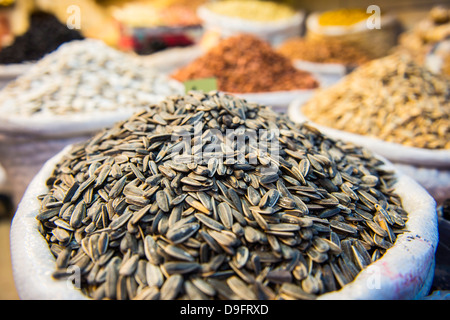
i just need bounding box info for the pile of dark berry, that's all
[0,11,84,64]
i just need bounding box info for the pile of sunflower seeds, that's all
[0,39,183,118]
[37,91,407,300]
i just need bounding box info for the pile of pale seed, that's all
[0,39,182,118]
[302,53,450,150]
[37,91,407,300]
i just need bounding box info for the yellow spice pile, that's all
[205,0,296,21]
[318,8,368,26]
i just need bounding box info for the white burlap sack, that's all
[288,98,450,205]
[197,5,304,47]
[10,143,438,300]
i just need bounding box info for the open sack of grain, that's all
[0,39,184,207]
[10,91,437,300]
[197,0,304,47]
[276,37,374,88]
[288,53,450,205]
[306,8,400,59]
[170,34,319,112]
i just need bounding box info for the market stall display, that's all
[197,0,304,47]
[10,91,437,300]
[171,34,318,111]
[0,0,447,302]
[289,53,450,204]
[0,39,184,207]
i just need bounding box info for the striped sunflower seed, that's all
[37,91,407,301]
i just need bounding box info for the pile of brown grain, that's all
[277,37,373,66]
[171,34,318,93]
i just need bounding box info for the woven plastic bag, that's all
[288,98,450,206]
[10,143,438,300]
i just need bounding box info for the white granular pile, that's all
[0,39,183,118]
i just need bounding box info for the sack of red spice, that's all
[171,34,319,111]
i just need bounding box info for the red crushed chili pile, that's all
[171,34,319,93]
